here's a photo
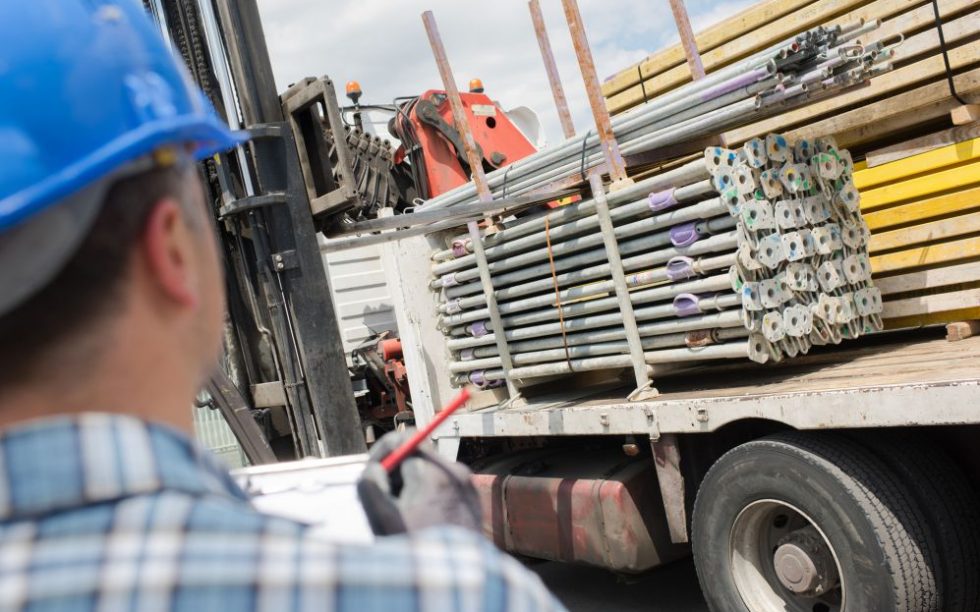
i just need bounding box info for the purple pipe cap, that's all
[665,256,696,281]
[445,298,463,314]
[670,222,700,248]
[648,188,679,212]
[468,320,490,337]
[452,240,468,258]
[673,293,702,317]
[440,273,459,288]
[468,370,503,389]
[459,348,476,361]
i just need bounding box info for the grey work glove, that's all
[357,431,482,536]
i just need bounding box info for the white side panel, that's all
[319,239,398,360]
[378,225,457,428]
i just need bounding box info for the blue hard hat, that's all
[0,0,243,233]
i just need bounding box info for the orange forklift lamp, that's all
[468,78,484,93]
[345,80,362,104]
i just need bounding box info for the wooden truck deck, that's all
[436,328,980,441]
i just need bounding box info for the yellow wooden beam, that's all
[863,186,980,231]
[860,160,980,212]
[869,212,980,254]
[855,137,980,190]
[870,235,980,275]
[883,306,980,328]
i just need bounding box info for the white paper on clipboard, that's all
[232,454,375,544]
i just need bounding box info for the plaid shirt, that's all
[0,413,564,612]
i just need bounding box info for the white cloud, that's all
[256,0,751,147]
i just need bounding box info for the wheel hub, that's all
[773,526,839,596]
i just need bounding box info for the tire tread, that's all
[693,432,942,611]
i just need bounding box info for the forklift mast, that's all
[144,0,366,461]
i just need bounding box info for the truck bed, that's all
[439,328,980,440]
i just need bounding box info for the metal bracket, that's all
[628,381,660,402]
[650,433,689,544]
[271,249,298,272]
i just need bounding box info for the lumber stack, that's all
[603,0,980,329]
[603,0,980,148]
[858,136,980,328]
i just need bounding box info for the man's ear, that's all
[141,198,199,308]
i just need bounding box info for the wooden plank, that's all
[601,0,817,97]
[883,306,980,328]
[946,320,980,341]
[723,23,980,144]
[870,234,980,274]
[795,68,980,148]
[952,104,980,125]
[863,186,980,231]
[867,122,980,167]
[874,261,980,295]
[855,137,980,190]
[882,287,980,318]
[869,212,980,253]
[860,159,980,211]
[607,0,977,115]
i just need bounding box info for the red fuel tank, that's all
[470,446,689,572]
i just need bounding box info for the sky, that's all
[255,0,753,147]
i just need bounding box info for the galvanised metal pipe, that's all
[473,83,774,202]
[482,93,766,206]
[449,313,746,365]
[421,29,813,212]
[461,308,746,357]
[444,222,738,298]
[435,159,712,260]
[436,188,725,278]
[431,199,730,286]
[447,293,741,346]
[473,338,755,381]
[479,69,801,209]
[421,64,768,211]
[440,251,736,315]
[447,230,739,302]
[435,182,714,273]
[440,246,732,325]
[449,327,750,372]
[447,272,732,332]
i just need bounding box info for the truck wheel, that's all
[691,432,941,612]
[861,433,980,612]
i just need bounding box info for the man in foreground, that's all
[0,2,564,610]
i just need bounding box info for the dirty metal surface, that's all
[440,328,980,438]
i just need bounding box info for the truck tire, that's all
[691,432,942,612]
[860,433,980,612]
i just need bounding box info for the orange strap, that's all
[544,216,574,370]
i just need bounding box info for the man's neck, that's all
[0,338,197,434]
